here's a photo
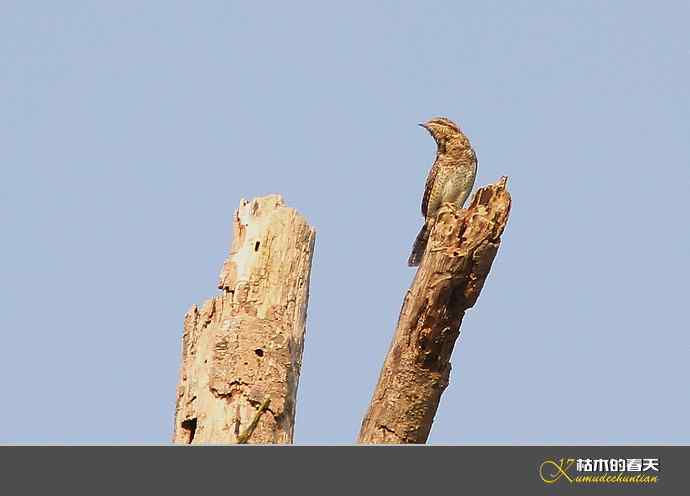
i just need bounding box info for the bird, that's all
[408,117,478,267]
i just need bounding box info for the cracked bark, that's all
[358,177,512,444]
[173,195,316,444]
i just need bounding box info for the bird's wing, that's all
[421,161,439,218]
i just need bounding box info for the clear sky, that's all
[1,1,688,444]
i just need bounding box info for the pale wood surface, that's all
[173,195,316,444]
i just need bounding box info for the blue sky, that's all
[1,1,688,443]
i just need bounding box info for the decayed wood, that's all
[358,177,511,444]
[173,195,316,444]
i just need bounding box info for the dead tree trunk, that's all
[358,177,511,444]
[173,195,316,444]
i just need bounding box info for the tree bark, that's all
[173,195,316,444]
[358,177,512,444]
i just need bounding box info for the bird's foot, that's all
[437,202,460,216]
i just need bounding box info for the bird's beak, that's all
[418,123,428,130]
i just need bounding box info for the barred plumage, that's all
[408,117,478,267]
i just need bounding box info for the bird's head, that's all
[419,117,467,150]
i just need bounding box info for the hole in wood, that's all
[180,418,197,444]
[255,348,264,357]
[254,241,260,252]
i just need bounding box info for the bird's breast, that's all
[427,162,476,219]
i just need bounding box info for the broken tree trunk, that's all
[173,195,316,444]
[358,177,511,444]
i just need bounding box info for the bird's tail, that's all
[407,223,429,267]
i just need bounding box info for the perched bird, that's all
[408,117,478,267]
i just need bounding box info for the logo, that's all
[539,457,660,485]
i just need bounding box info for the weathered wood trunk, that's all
[358,177,511,444]
[173,195,316,444]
